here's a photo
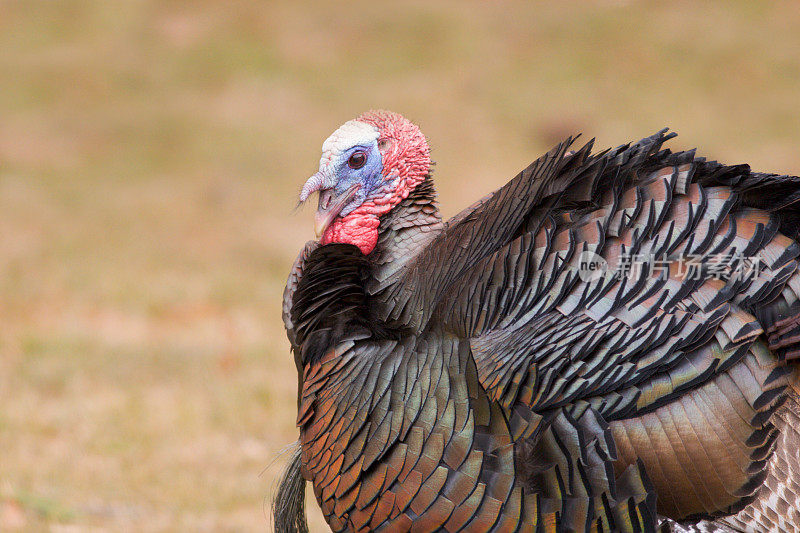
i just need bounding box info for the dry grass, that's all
[1,1,799,531]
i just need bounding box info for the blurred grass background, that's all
[1,0,799,530]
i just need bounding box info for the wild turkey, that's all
[276,110,800,532]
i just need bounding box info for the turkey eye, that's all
[348,151,367,169]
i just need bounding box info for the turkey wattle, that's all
[277,110,800,532]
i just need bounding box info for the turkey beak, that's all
[314,183,361,238]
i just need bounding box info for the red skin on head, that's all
[320,110,430,255]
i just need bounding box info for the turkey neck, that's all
[366,175,443,295]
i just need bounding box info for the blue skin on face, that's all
[333,141,385,217]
